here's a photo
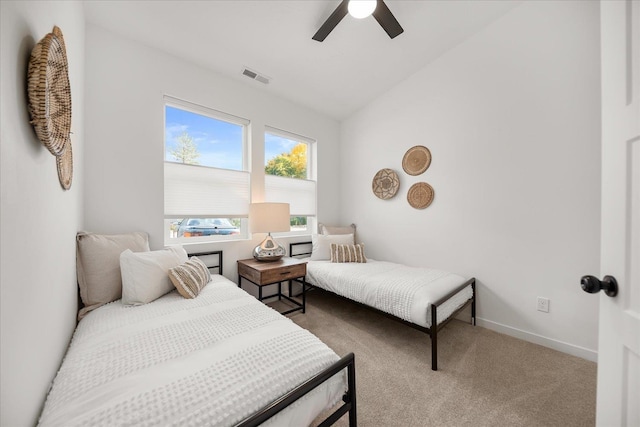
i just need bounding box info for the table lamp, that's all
[250,202,290,261]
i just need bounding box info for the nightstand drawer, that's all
[237,258,307,286]
[261,263,306,284]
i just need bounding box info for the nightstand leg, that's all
[302,277,306,314]
[278,282,282,300]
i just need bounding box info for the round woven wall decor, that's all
[56,139,73,190]
[27,26,72,157]
[402,145,431,176]
[407,182,434,209]
[372,168,400,200]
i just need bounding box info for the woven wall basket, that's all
[372,168,400,200]
[27,26,72,157]
[402,145,431,176]
[407,182,434,209]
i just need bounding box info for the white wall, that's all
[340,0,601,360]
[84,25,341,279]
[0,1,85,425]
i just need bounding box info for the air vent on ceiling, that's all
[241,67,270,85]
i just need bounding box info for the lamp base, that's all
[253,233,286,262]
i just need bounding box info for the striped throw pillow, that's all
[330,243,367,263]
[168,256,211,299]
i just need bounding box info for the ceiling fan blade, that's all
[372,0,404,39]
[312,0,349,42]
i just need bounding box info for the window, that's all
[264,127,316,234]
[164,96,250,243]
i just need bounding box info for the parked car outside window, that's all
[176,218,240,238]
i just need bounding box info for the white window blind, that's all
[265,175,316,217]
[164,162,250,218]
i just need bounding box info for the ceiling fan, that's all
[312,0,404,42]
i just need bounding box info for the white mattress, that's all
[38,274,346,427]
[304,259,473,328]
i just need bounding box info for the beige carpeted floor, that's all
[289,289,597,427]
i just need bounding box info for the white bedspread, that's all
[305,260,472,328]
[38,275,346,427]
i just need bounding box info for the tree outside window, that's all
[265,135,310,230]
[169,131,200,165]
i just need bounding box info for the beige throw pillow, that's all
[76,231,150,320]
[330,243,367,263]
[169,257,211,299]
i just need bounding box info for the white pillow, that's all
[311,233,354,261]
[120,245,188,305]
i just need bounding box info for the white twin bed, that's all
[304,259,473,329]
[38,234,356,427]
[290,226,476,371]
[39,275,349,427]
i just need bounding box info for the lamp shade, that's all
[249,202,290,233]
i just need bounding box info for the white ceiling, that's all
[84,0,522,120]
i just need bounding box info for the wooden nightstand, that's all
[237,257,307,315]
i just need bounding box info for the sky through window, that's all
[165,106,243,170]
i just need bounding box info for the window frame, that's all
[264,126,317,237]
[164,96,251,245]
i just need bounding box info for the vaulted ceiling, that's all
[84,0,522,120]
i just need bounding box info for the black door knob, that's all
[580,275,618,297]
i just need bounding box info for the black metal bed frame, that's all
[289,242,476,371]
[190,250,224,275]
[189,250,357,426]
[236,352,357,427]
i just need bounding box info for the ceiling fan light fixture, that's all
[312,0,402,42]
[347,0,377,19]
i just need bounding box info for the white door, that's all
[596,1,640,426]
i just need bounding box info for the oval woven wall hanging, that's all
[27,25,72,157]
[407,182,434,209]
[372,168,400,200]
[402,145,431,176]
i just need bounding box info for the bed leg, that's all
[430,304,438,371]
[347,357,357,426]
[471,279,477,326]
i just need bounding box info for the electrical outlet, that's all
[537,297,550,313]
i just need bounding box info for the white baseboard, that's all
[475,317,598,363]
